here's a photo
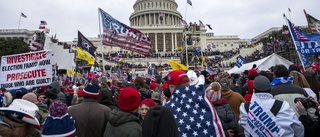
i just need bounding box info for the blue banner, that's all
[286,17,317,66]
[236,55,246,68]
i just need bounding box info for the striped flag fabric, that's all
[199,20,205,28]
[99,8,152,56]
[181,19,188,26]
[40,21,47,25]
[30,32,42,51]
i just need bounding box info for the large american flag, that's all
[287,18,309,41]
[165,84,225,137]
[99,8,152,56]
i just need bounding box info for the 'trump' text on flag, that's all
[99,8,152,56]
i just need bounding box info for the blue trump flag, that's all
[285,17,318,66]
[165,84,225,137]
[236,55,246,68]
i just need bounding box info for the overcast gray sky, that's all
[0,0,318,41]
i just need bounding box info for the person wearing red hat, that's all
[104,87,142,137]
[165,70,190,95]
[139,99,156,123]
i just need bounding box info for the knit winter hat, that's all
[254,76,271,92]
[206,82,221,103]
[42,100,76,137]
[49,100,68,117]
[140,98,156,108]
[83,84,101,98]
[91,78,99,86]
[118,87,140,111]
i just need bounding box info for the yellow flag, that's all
[252,43,256,48]
[168,60,188,71]
[76,47,94,65]
[67,69,75,75]
[175,46,181,51]
[199,56,207,66]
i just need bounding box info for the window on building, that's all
[224,44,227,47]
[231,44,233,46]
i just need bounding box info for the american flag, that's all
[181,19,188,26]
[199,20,205,28]
[206,66,217,75]
[165,85,225,137]
[99,8,152,56]
[287,18,309,41]
[30,32,42,51]
[40,20,47,25]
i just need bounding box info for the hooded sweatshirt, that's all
[104,109,142,137]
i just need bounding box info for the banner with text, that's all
[0,50,53,90]
[243,93,284,137]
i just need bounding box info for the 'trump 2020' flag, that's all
[286,17,320,66]
[165,84,225,137]
[99,8,152,56]
[78,31,97,57]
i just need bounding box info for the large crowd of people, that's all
[0,63,320,137]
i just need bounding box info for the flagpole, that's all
[98,8,104,72]
[288,8,292,22]
[184,2,188,21]
[18,12,22,29]
[284,14,306,70]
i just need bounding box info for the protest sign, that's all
[0,50,53,90]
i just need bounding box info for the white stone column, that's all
[163,14,166,25]
[144,14,147,26]
[155,33,158,52]
[149,13,151,25]
[163,33,166,51]
[154,13,156,25]
[171,33,174,52]
[175,33,178,51]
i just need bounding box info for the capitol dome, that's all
[129,0,183,26]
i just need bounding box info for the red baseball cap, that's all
[166,70,189,85]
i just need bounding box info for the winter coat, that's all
[239,93,304,137]
[104,109,142,137]
[68,98,111,137]
[212,98,238,137]
[98,87,118,110]
[221,89,245,135]
[271,83,308,116]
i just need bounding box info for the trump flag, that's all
[99,8,152,56]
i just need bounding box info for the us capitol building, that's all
[1,0,275,72]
